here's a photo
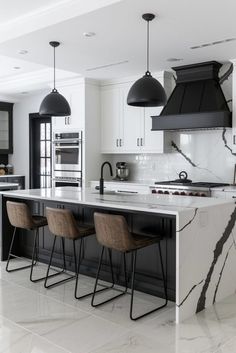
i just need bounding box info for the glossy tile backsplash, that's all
[108,129,236,184]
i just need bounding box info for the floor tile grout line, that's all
[0,313,72,353]
[0,273,133,330]
[0,262,173,330]
[1,273,172,331]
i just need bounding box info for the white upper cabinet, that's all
[101,86,123,153]
[52,85,84,132]
[122,84,144,153]
[100,72,173,154]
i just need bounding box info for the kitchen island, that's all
[1,186,236,323]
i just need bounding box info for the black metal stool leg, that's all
[30,230,64,283]
[6,227,32,273]
[91,247,127,308]
[44,236,76,289]
[130,243,168,321]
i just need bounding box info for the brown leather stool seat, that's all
[45,207,99,299]
[91,212,168,321]
[6,201,48,282]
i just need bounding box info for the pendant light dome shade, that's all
[39,89,71,116]
[127,13,166,107]
[127,72,166,107]
[39,41,71,117]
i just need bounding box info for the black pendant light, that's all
[39,41,71,117]
[127,13,167,107]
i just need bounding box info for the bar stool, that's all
[91,212,168,321]
[6,201,54,283]
[45,207,107,299]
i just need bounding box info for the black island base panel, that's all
[1,196,176,301]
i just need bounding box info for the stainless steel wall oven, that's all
[52,131,82,187]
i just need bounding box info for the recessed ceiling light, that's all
[167,58,183,62]
[83,32,96,38]
[18,49,28,55]
[13,66,21,70]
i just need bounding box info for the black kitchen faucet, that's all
[99,162,113,195]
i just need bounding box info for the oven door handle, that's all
[53,139,81,143]
[54,146,80,149]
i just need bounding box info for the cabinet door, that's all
[101,87,121,153]
[142,106,165,153]
[122,85,143,152]
[0,102,13,154]
[68,86,85,130]
[51,87,72,132]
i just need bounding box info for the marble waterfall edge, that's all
[176,202,236,322]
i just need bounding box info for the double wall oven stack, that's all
[52,132,82,187]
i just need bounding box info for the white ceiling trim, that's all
[0,68,80,95]
[0,0,123,44]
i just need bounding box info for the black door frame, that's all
[29,113,51,189]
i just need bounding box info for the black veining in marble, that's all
[177,280,204,307]
[213,242,234,304]
[222,128,236,156]
[177,208,198,232]
[171,141,197,167]
[196,206,236,313]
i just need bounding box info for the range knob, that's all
[152,189,157,194]
[194,193,200,197]
[189,192,194,196]
[173,191,179,195]
[201,193,206,197]
[180,192,186,196]
[158,190,163,194]
[164,191,169,194]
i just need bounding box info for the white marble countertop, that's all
[211,185,236,192]
[0,182,18,189]
[0,175,24,178]
[1,187,234,216]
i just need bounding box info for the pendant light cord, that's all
[53,46,56,91]
[146,19,150,75]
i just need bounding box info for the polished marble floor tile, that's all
[0,315,70,353]
[2,260,236,353]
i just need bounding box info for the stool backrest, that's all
[7,201,35,229]
[46,207,80,239]
[94,213,134,252]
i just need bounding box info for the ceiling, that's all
[0,0,236,96]
[0,0,65,24]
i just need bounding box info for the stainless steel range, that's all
[150,171,229,197]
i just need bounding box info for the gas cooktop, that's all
[151,171,229,197]
[155,181,229,188]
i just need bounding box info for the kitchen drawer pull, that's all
[232,196,236,198]
[119,139,122,147]
[140,138,143,146]
[137,138,139,146]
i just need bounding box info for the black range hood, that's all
[152,61,232,131]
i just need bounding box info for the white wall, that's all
[9,90,48,188]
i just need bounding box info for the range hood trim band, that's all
[151,111,232,131]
